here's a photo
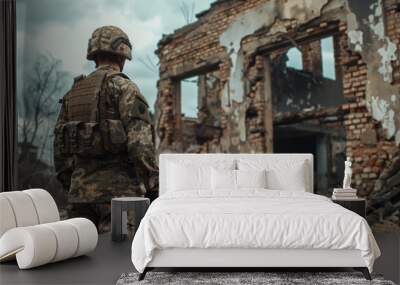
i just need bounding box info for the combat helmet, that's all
[87,26,132,61]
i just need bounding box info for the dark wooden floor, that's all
[0,231,398,285]
[0,234,133,285]
[373,230,400,284]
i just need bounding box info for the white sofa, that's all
[0,189,98,269]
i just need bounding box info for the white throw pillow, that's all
[211,168,236,190]
[167,162,211,191]
[266,165,306,191]
[166,159,236,192]
[211,169,267,190]
[238,159,308,192]
[236,169,267,189]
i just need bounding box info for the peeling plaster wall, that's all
[218,0,330,146]
[216,0,400,149]
[347,30,363,52]
[347,0,400,145]
[219,0,329,105]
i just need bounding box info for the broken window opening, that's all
[180,76,199,118]
[176,69,222,152]
[321,36,336,80]
[286,47,303,70]
[270,35,344,114]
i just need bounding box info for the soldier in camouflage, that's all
[54,26,158,233]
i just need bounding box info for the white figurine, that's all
[343,157,352,189]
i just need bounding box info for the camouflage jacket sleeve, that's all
[114,76,159,178]
[53,98,73,191]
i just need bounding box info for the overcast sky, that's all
[16,0,215,112]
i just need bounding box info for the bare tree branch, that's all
[146,55,158,71]
[179,1,196,24]
[137,56,158,74]
[20,53,68,158]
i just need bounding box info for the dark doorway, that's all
[274,124,346,195]
[274,125,321,191]
[274,128,317,155]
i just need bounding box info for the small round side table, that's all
[111,197,150,242]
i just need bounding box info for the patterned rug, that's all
[116,271,395,285]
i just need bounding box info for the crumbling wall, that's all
[155,0,400,227]
[218,0,334,151]
[155,79,174,151]
[341,0,400,201]
[347,0,400,144]
[219,0,330,104]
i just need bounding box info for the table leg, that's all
[111,201,122,242]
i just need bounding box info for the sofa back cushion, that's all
[0,189,60,238]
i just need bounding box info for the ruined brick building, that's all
[154,0,400,229]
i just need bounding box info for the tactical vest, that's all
[65,71,105,122]
[55,69,128,157]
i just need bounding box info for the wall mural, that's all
[16,0,214,229]
[17,0,399,231]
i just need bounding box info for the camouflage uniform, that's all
[54,26,158,233]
